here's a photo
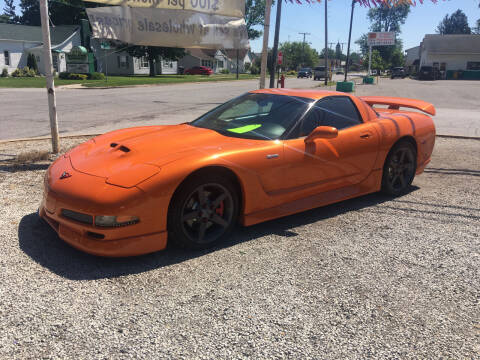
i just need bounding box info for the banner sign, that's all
[87,6,249,50]
[367,32,395,46]
[83,0,245,18]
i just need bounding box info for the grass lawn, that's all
[0,74,260,88]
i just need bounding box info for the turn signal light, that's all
[95,215,139,227]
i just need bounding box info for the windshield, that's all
[300,68,311,72]
[190,93,314,140]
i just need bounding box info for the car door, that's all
[281,96,379,195]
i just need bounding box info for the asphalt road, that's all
[2,76,478,140]
[0,136,478,358]
[0,78,320,140]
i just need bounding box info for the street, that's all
[2,77,479,140]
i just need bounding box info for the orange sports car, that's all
[39,89,435,257]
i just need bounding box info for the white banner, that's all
[83,0,245,18]
[367,32,395,46]
[87,7,249,50]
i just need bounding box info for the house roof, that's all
[186,48,218,60]
[421,34,480,54]
[0,23,78,45]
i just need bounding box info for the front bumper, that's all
[39,156,168,257]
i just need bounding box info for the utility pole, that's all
[299,32,310,68]
[259,0,272,89]
[269,0,283,88]
[344,0,355,82]
[40,0,60,153]
[324,0,328,86]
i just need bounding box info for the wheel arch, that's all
[383,135,418,169]
[167,165,245,224]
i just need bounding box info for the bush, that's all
[68,73,88,80]
[58,72,88,80]
[250,64,260,75]
[23,66,37,77]
[26,53,39,73]
[1,68,8,77]
[11,68,24,77]
[88,72,105,80]
[220,69,230,74]
[287,70,297,76]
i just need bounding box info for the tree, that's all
[474,19,480,35]
[279,41,319,70]
[125,46,186,77]
[356,3,409,70]
[0,14,10,23]
[437,10,471,35]
[319,47,335,60]
[19,0,94,26]
[245,0,274,40]
[367,3,410,34]
[27,53,38,73]
[2,0,17,23]
[363,49,385,73]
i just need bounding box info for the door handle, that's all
[360,133,371,139]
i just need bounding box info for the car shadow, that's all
[18,187,418,281]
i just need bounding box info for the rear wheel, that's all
[381,141,417,196]
[168,174,239,250]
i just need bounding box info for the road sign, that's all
[367,32,395,46]
[277,51,283,65]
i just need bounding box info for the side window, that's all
[317,96,362,130]
[299,106,323,137]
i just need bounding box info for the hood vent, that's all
[110,143,130,153]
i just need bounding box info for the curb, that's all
[0,134,100,144]
[1,133,479,145]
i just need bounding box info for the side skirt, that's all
[242,169,382,226]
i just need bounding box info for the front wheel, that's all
[168,174,239,250]
[381,141,417,196]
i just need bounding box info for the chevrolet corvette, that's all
[39,89,436,257]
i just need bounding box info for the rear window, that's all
[314,67,325,71]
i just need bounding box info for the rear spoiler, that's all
[359,96,436,116]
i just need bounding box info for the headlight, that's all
[95,215,139,227]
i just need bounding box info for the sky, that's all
[1,0,479,54]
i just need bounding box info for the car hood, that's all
[68,124,237,187]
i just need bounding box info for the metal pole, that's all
[368,45,372,76]
[40,0,59,153]
[324,0,328,86]
[269,0,283,88]
[344,0,355,82]
[236,49,239,79]
[259,0,272,89]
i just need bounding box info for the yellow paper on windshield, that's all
[227,124,261,133]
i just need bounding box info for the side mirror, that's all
[304,126,338,143]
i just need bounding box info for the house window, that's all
[4,51,9,66]
[201,60,212,67]
[139,57,149,69]
[467,62,480,70]
[117,55,129,68]
[217,60,224,68]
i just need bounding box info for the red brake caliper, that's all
[215,201,224,216]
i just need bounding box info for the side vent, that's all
[119,145,130,153]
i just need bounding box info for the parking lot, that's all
[0,135,478,358]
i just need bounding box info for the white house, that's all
[91,39,178,76]
[0,23,81,74]
[419,34,480,72]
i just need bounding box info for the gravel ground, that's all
[0,137,479,359]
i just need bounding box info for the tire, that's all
[168,172,239,250]
[381,141,417,196]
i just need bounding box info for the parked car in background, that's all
[185,66,213,75]
[391,67,407,79]
[297,68,312,78]
[313,66,331,81]
[418,66,440,80]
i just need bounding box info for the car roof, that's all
[249,88,344,100]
